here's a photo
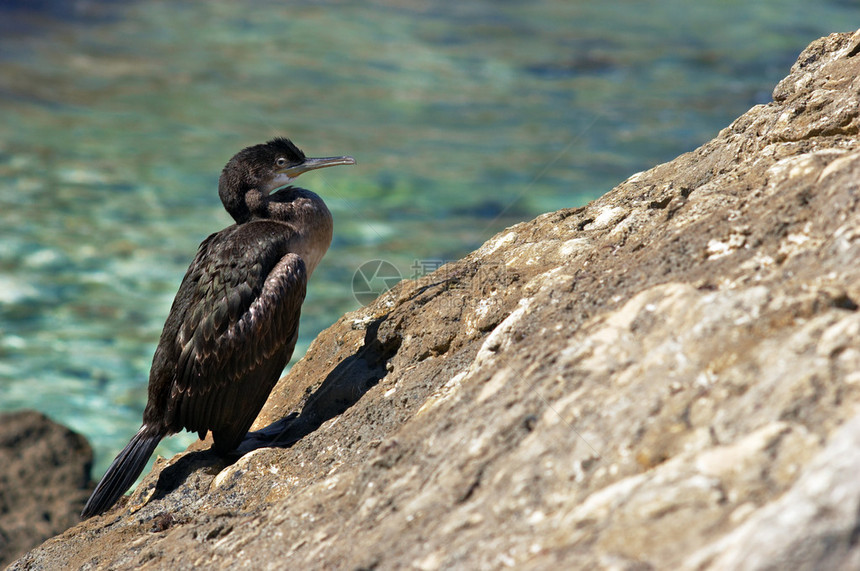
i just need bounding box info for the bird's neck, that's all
[239,186,334,276]
[257,184,328,220]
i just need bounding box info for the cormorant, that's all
[81,138,354,518]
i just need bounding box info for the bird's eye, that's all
[276,158,287,167]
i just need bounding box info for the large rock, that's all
[0,410,92,568]
[10,29,860,570]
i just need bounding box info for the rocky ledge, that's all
[11,30,860,570]
[0,411,91,568]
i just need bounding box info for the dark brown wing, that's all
[144,222,307,452]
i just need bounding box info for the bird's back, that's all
[144,221,308,451]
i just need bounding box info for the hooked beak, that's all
[279,155,356,178]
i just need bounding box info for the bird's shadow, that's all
[151,317,397,500]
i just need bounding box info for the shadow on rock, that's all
[150,448,226,502]
[235,316,398,455]
[141,317,397,509]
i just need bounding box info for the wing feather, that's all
[145,222,308,450]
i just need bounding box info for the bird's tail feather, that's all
[81,426,162,518]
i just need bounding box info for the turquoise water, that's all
[0,0,856,476]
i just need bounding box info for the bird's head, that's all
[219,138,355,222]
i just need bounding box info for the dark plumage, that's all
[82,138,354,518]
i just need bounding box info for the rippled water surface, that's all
[0,0,855,474]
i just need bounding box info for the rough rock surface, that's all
[0,410,92,568]
[10,30,860,570]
